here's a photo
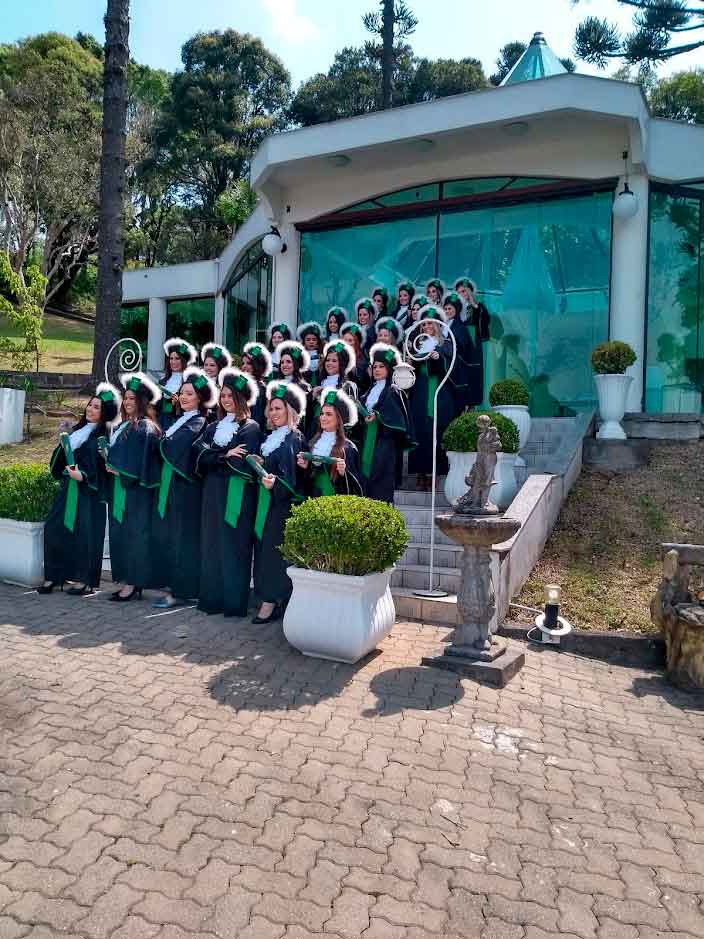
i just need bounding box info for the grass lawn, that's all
[517,440,704,633]
[0,396,84,468]
[0,312,94,373]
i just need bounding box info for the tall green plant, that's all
[0,252,45,372]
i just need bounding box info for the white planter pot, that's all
[444,451,477,505]
[284,566,395,664]
[0,388,25,445]
[493,453,519,511]
[493,405,531,450]
[594,374,633,440]
[0,518,44,586]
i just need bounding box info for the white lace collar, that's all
[312,431,336,457]
[261,425,290,457]
[164,373,183,393]
[68,422,97,452]
[365,379,387,410]
[164,409,198,439]
[321,374,339,388]
[213,413,238,447]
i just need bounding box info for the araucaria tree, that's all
[92,0,130,382]
[573,0,704,68]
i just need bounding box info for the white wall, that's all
[123,259,217,304]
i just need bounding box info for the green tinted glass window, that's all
[166,298,214,349]
[225,243,272,353]
[502,177,560,190]
[376,185,439,206]
[443,178,513,198]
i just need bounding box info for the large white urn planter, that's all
[493,404,531,450]
[0,388,25,445]
[594,374,633,440]
[444,451,477,505]
[283,566,395,664]
[444,450,518,510]
[0,518,44,586]
[493,453,519,510]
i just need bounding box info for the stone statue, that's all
[456,415,501,516]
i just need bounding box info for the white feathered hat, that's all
[369,341,402,370]
[182,366,218,409]
[119,371,161,405]
[276,340,311,373]
[318,385,358,427]
[266,380,307,418]
[200,342,233,370]
[242,341,273,378]
[94,381,122,423]
[323,338,356,375]
[218,366,260,406]
[163,336,197,366]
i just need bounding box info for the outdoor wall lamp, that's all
[262,226,287,256]
[613,150,639,220]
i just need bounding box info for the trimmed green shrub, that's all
[0,464,58,522]
[442,410,519,454]
[591,341,636,375]
[282,495,408,576]
[489,379,529,407]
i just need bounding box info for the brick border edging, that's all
[499,619,666,669]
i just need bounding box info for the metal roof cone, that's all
[500,32,568,86]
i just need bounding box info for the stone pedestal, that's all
[422,513,525,687]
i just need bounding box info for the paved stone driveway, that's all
[1,583,704,939]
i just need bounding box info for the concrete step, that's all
[398,505,440,527]
[391,564,460,592]
[392,587,459,625]
[394,489,451,508]
[400,542,463,568]
[404,524,456,547]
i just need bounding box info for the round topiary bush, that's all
[0,464,58,522]
[282,495,408,576]
[590,341,637,375]
[489,379,529,407]
[442,410,519,454]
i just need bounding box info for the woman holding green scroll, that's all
[297,387,363,498]
[194,367,262,618]
[251,381,308,625]
[150,368,214,609]
[107,373,162,601]
[39,383,120,595]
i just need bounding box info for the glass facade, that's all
[120,303,148,344]
[645,187,703,414]
[224,240,272,353]
[300,189,612,415]
[166,298,214,348]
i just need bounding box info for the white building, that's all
[122,34,704,417]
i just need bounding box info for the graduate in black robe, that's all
[443,291,478,414]
[268,322,292,378]
[298,387,363,497]
[359,343,415,504]
[309,338,359,427]
[325,306,347,341]
[425,278,446,307]
[251,382,308,624]
[107,373,162,600]
[355,298,377,354]
[408,308,455,486]
[276,341,315,439]
[372,286,390,321]
[200,342,233,422]
[374,316,404,351]
[455,277,490,406]
[195,367,262,618]
[241,340,273,430]
[151,368,214,608]
[340,322,371,396]
[39,383,120,595]
[297,321,324,388]
[156,337,197,432]
[391,281,415,330]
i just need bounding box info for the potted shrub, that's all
[591,341,637,440]
[489,379,531,449]
[442,410,520,510]
[281,495,408,663]
[0,464,58,586]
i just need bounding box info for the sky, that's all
[2,0,703,86]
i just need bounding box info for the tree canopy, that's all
[649,67,704,123]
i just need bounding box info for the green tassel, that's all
[361,415,378,478]
[313,467,335,496]
[157,461,173,519]
[224,475,245,528]
[112,475,126,523]
[63,477,78,532]
[254,484,272,540]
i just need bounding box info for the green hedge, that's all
[489,379,529,407]
[590,340,636,375]
[442,410,519,454]
[282,495,408,576]
[0,463,58,522]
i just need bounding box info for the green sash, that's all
[157,461,174,519]
[254,485,272,540]
[423,363,438,418]
[63,476,79,532]
[313,467,335,496]
[224,475,246,528]
[162,399,174,414]
[361,415,378,478]
[112,475,126,523]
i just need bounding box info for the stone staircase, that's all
[391,412,593,625]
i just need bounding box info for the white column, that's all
[213,294,225,344]
[271,224,300,330]
[609,172,649,412]
[146,297,167,373]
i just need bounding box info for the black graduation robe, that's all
[156,376,181,432]
[250,381,267,431]
[408,342,455,476]
[252,429,307,607]
[348,358,371,396]
[360,383,415,504]
[447,315,482,413]
[304,439,363,497]
[44,430,107,588]
[107,419,161,588]
[465,301,490,406]
[195,419,262,617]
[151,414,206,600]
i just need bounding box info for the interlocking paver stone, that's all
[1,583,704,938]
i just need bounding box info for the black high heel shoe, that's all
[66,585,94,596]
[109,587,143,603]
[252,604,281,625]
[37,582,62,595]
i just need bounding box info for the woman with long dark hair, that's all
[195,368,262,618]
[107,373,162,600]
[359,343,415,504]
[241,341,273,429]
[443,290,477,413]
[298,388,363,497]
[276,340,313,433]
[200,343,233,422]
[393,282,415,328]
[426,279,445,306]
[251,382,307,624]
[297,321,323,385]
[374,317,404,349]
[268,322,292,376]
[325,306,347,340]
[455,277,490,407]
[151,368,214,609]
[371,286,389,320]
[355,298,377,354]
[39,383,121,595]
[157,337,197,431]
[340,322,371,395]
